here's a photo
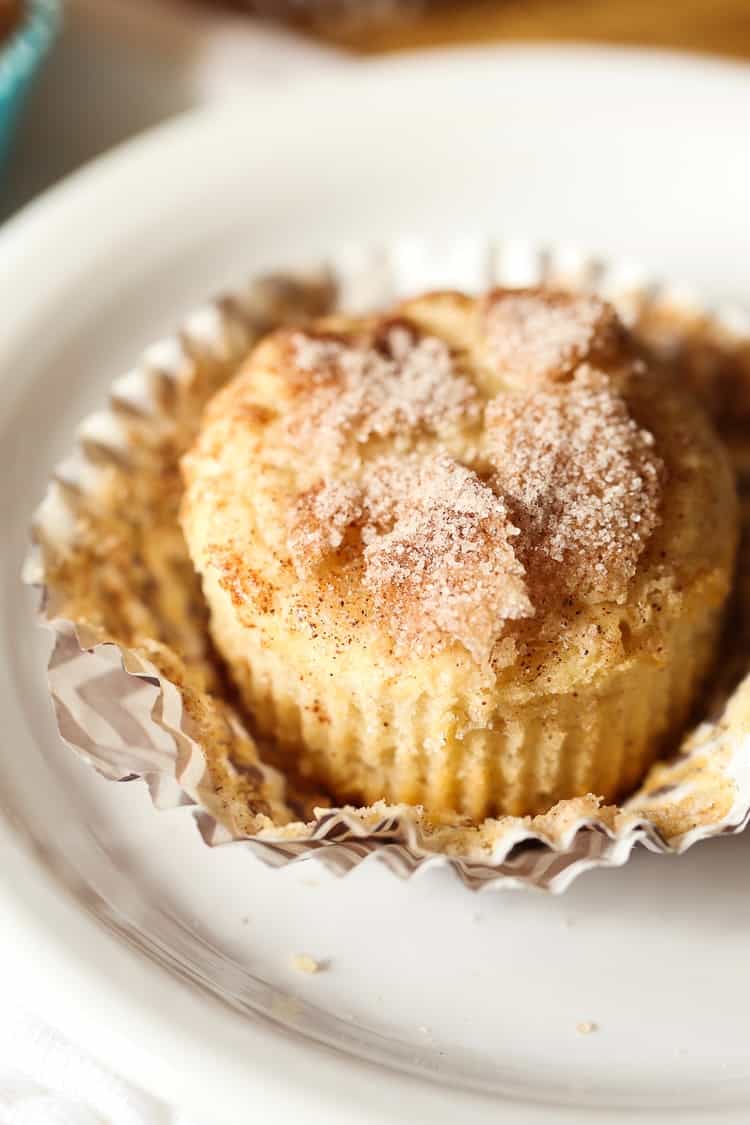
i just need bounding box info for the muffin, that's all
[180,287,738,820]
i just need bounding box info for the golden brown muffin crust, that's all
[181,287,738,818]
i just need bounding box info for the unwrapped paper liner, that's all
[24,240,750,892]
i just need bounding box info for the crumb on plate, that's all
[292,953,323,974]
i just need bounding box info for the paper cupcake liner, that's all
[24,239,750,893]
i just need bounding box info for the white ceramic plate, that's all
[3,47,750,1125]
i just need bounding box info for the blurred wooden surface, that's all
[316,0,750,58]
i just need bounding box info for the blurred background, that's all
[4,0,750,223]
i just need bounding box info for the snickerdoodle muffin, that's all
[180,288,738,820]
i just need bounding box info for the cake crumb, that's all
[576,1021,598,1036]
[292,953,323,974]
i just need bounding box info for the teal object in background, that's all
[0,0,60,175]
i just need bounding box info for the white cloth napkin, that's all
[4,5,344,1121]
[0,1009,198,1125]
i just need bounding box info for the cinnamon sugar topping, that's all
[285,290,663,656]
[482,289,622,385]
[287,479,364,565]
[362,455,532,660]
[486,365,663,602]
[289,454,532,661]
[286,323,480,467]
